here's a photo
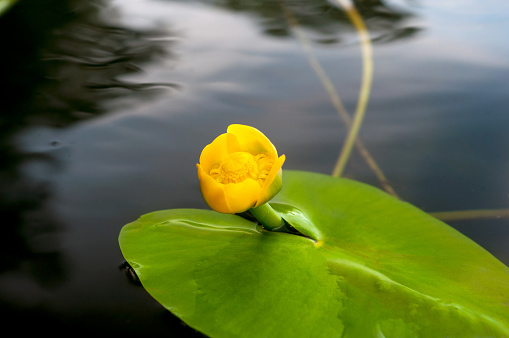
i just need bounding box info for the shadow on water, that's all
[0,0,177,319]
[176,0,421,44]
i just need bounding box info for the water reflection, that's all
[179,0,421,44]
[0,0,174,289]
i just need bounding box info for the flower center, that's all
[210,152,274,185]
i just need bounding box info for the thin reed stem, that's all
[430,209,509,222]
[280,1,397,197]
[331,0,374,178]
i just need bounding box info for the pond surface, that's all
[1,0,509,335]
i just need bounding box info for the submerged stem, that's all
[249,203,285,231]
[430,209,509,221]
[280,1,397,197]
[331,0,374,178]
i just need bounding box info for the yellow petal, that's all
[223,179,262,214]
[227,124,277,157]
[255,154,285,207]
[199,133,241,173]
[197,164,232,213]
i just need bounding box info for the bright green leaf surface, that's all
[119,170,509,337]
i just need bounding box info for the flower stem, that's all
[249,203,284,231]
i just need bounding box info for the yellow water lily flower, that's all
[197,124,286,214]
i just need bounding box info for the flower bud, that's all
[197,124,285,214]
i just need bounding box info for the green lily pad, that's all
[119,170,509,337]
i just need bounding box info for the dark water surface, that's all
[1,0,508,336]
